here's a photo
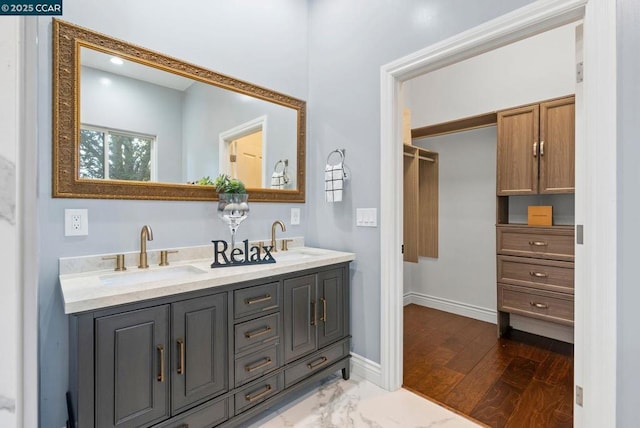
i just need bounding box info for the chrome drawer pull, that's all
[245,326,272,339]
[307,356,328,370]
[246,294,271,305]
[530,301,549,309]
[529,271,549,278]
[245,357,273,373]
[245,385,273,402]
[528,240,548,246]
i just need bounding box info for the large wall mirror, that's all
[53,19,305,202]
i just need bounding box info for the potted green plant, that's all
[213,174,249,251]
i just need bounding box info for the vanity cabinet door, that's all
[283,274,317,362]
[171,293,228,414]
[317,268,346,349]
[95,305,170,428]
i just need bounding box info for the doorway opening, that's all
[219,115,267,187]
[379,1,617,426]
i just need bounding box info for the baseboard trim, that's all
[403,292,496,324]
[350,352,383,388]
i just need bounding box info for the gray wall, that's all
[182,82,298,185]
[38,1,308,425]
[617,0,640,426]
[305,0,534,363]
[405,128,497,310]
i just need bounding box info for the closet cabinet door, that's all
[497,104,539,195]
[539,97,575,194]
[171,293,227,414]
[95,305,170,428]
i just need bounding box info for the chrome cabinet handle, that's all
[177,339,185,375]
[157,345,165,382]
[245,357,273,373]
[245,385,273,402]
[246,294,271,305]
[540,140,544,156]
[533,141,538,157]
[529,271,549,278]
[530,301,549,309]
[244,326,272,339]
[320,298,327,322]
[528,240,548,246]
[307,356,328,370]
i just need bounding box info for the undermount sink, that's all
[100,265,207,287]
[274,247,328,261]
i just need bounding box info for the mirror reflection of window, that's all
[230,130,263,188]
[80,125,156,181]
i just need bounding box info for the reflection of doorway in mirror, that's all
[231,131,263,188]
[219,115,268,188]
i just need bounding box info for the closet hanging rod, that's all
[418,156,435,162]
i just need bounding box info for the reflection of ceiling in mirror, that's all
[81,47,193,91]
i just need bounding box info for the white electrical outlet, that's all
[291,208,301,225]
[65,209,89,236]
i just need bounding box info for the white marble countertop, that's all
[59,243,355,315]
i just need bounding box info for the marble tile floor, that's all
[247,374,480,428]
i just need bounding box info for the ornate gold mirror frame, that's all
[52,19,306,202]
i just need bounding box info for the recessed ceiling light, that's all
[110,57,124,65]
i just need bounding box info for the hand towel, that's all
[325,164,344,202]
[271,171,285,189]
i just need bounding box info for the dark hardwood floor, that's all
[403,304,573,428]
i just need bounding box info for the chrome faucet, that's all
[271,220,286,253]
[138,225,154,268]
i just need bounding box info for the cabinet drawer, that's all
[497,255,574,294]
[498,284,574,326]
[234,345,281,387]
[155,396,228,428]
[284,341,349,388]
[234,282,280,319]
[234,313,280,354]
[497,226,574,261]
[234,372,283,415]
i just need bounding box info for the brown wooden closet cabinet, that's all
[497,96,575,195]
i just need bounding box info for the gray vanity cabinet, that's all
[171,294,227,414]
[284,267,348,362]
[69,262,351,428]
[95,305,170,428]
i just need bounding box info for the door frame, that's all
[218,115,268,187]
[379,0,616,426]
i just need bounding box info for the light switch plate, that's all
[65,209,89,236]
[291,208,300,225]
[356,208,377,227]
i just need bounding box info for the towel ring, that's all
[274,159,288,173]
[326,149,345,166]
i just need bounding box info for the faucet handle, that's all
[102,254,126,271]
[281,239,294,251]
[159,250,178,266]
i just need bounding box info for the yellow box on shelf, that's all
[528,206,553,226]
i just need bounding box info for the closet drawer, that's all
[497,255,574,294]
[497,226,574,261]
[234,282,280,319]
[234,313,280,354]
[498,284,574,326]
